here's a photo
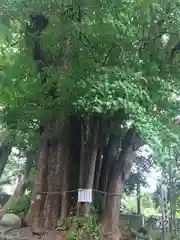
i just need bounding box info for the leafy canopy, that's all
[0,0,180,160]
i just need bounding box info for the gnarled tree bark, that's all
[100,127,142,240]
[25,128,49,228]
[93,148,103,190]
[78,117,106,216]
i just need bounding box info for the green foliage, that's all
[65,216,103,240]
[0,1,180,166]
[124,153,153,195]
[122,192,160,216]
[1,152,24,184]
[124,172,146,195]
[5,194,30,216]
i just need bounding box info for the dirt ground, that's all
[3,227,66,240]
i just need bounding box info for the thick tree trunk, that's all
[43,119,71,229]
[59,122,71,221]
[98,135,121,212]
[101,127,142,240]
[59,157,70,221]
[99,135,121,192]
[101,174,124,240]
[43,140,62,229]
[79,146,99,216]
[69,116,81,215]
[98,147,110,194]
[25,129,49,228]
[78,117,101,216]
[93,148,103,190]
[27,118,73,230]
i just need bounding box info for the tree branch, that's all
[101,43,116,65]
[76,32,98,62]
[10,41,19,47]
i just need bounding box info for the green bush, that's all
[5,194,31,216]
[66,216,103,240]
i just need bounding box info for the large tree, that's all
[0,0,180,239]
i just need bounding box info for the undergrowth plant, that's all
[65,216,103,240]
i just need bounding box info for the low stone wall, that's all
[120,214,180,239]
[120,213,143,230]
[119,214,166,240]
